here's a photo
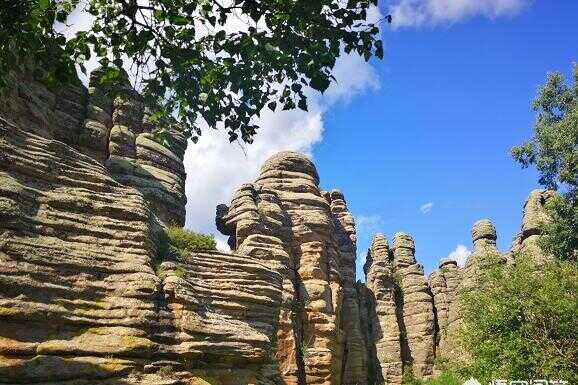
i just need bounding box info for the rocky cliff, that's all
[0,72,555,385]
[0,73,284,385]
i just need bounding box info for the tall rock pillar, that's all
[325,190,368,385]
[218,152,349,385]
[391,233,436,379]
[364,234,403,385]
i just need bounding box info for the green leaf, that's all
[310,76,330,93]
[38,0,50,11]
[298,98,308,112]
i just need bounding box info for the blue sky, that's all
[312,0,578,278]
[183,0,577,281]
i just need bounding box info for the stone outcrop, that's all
[326,190,368,385]
[427,259,460,359]
[0,71,564,385]
[390,233,436,379]
[218,152,371,385]
[363,234,403,385]
[508,189,556,264]
[0,73,284,384]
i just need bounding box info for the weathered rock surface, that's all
[428,259,460,359]
[363,234,402,385]
[508,189,556,264]
[218,152,370,385]
[391,233,436,379]
[326,190,367,385]
[0,73,284,384]
[0,71,563,385]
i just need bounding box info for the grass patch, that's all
[159,226,217,259]
[401,367,462,385]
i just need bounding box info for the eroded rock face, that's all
[363,234,403,385]
[0,73,561,385]
[219,152,361,385]
[428,259,460,359]
[509,189,556,264]
[0,74,284,384]
[325,190,367,385]
[391,233,436,379]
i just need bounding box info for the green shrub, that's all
[458,256,578,384]
[157,365,173,378]
[401,368,421,385]
[158,226,217,258]
[401,367,462,385]
[424,372,462,385]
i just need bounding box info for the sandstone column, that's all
[364,234,403,385]
[326,190,367,385]
[391,233,436,379]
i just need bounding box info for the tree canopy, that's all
[512,64,578,261]
[0,0,388,144]
[458,255,578,384]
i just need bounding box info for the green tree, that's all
[458,255,578,384]
[512,64,578,261]
[0,0,388,144]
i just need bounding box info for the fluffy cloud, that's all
[446,244,471,267]
[355,215,383,234]
[419,202,434,214]
[185,51,380,239]
[389,0,530,28]
[57,5,383,244]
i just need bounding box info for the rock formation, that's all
[0,70,562,385]
[390,233,436,379]
[326,190,367,385]
[508,189,556,264]
[363,234,403,385]
[0,72,284,384]
[427,259,460,359]
[217,152,370,385]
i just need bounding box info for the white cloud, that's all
[185,50,381,236]
[56,4,384,242]
[214,237,231,253]
[419,202,434,214]
[355,215,383,235]
[446,244,471,267]
[389,0,530,28]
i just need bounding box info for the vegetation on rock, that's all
[159,226,217,259]
[512,63,578,261]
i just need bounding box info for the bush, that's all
[401,368,462,385]
[158,226,217,258]
[424,372,462,385]
[458,256,578,384]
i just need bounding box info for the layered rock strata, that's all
[0,72,561,385]
[0,73,284,384]
[509,189,556,264]
[218,152,367,385]
[427,259,460,358]
[390,233,436,379]
[326,190,367,385]
[363,234,403,385]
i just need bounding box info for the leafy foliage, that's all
[458,255,578,384]
[158,226,217,259]
[400,368,461,385]
[538,193,578,260]
[512,64,577,260]
[1,0,388,144]
[0,0,80,89]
